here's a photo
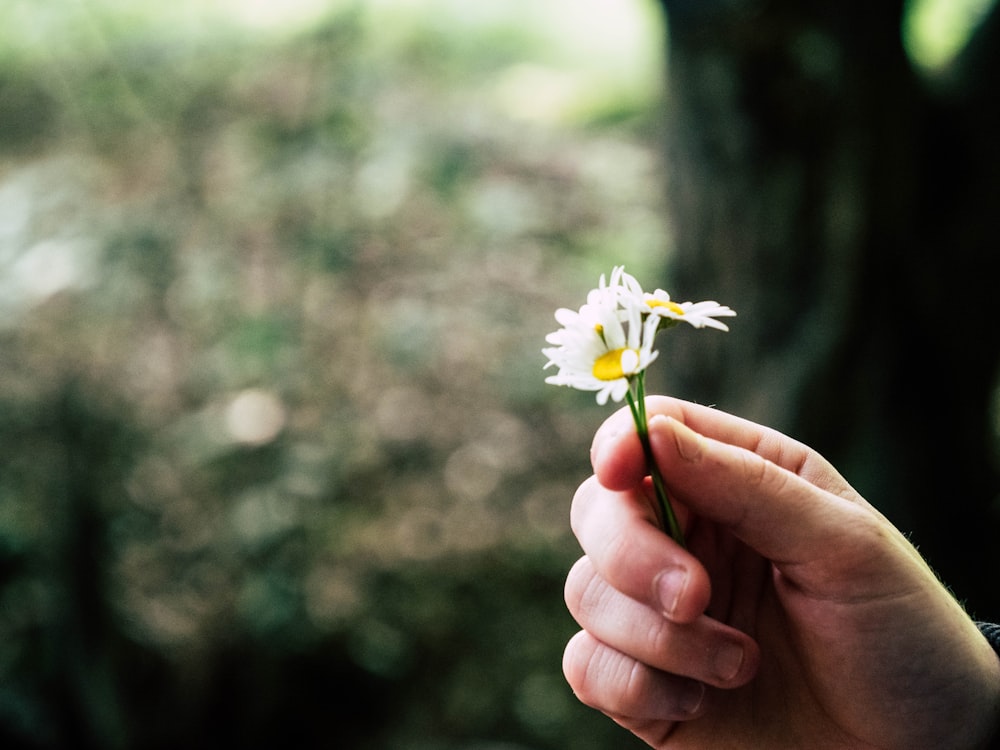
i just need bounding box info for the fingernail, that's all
[662,416,703,462]
[713,641,745,682]
[678,680,705,716]
[655,566,688,619]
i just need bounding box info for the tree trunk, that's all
[656,0,1000,615]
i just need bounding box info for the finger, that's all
[571,475,711,624]
[562,630,706,723]
[565,556,759,688]
[647,414,884,578]
[592,397,857,501]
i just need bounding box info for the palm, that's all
[663,517,991,749]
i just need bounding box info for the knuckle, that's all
[621,659,651,708]
[569,475,600,538]
[739,448,773,487]
[739,449,796,503]
[562,632,604,707]
[645,617,675,662]
[564,556,595,615]
[595,521,635,577]
[565,556,624,632]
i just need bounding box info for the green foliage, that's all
[0,2,661,748]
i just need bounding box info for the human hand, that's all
[562,397,1000,749]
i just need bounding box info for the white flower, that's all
[582,265,635,309]
[543,286,659,405]
[643,289,736,331]
[543,267,735,404]
[542,266,732,548]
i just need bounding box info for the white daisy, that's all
[542,266,734,548]
[581,265,635,310]
[643,289,737,331]
[543,287,659,405]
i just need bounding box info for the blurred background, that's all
[0,0,997,748]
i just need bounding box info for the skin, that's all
[562,396,1000,749]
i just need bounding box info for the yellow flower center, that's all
[593,348,639,381]
[648,299,685,315]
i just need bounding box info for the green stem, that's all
[626,373,686,548]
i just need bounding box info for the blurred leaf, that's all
[0,2,661,749]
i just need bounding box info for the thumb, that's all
[647,414,877,573]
